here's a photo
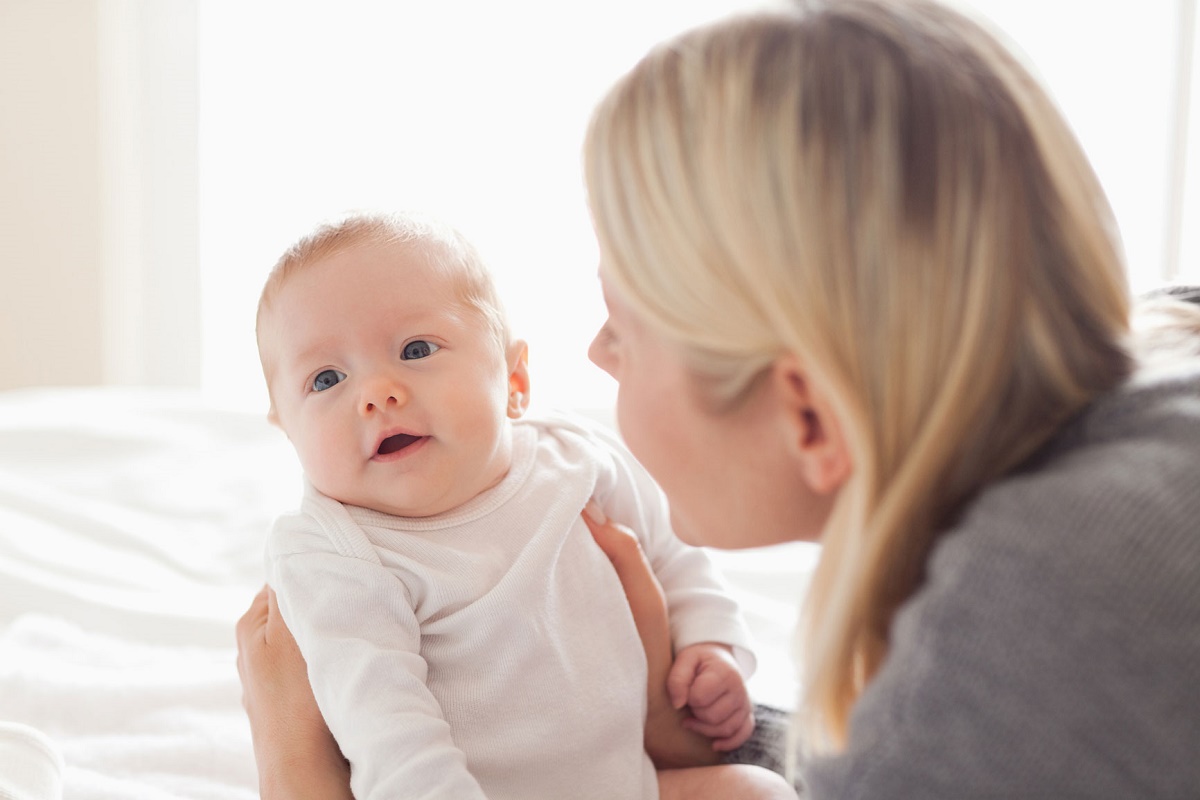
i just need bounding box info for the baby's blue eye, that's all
[312,369,346,392]
[401,340,440,360]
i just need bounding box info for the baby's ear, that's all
[506,340,531,419]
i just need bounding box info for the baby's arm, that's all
[269,514,488,800]
[593,479,757,746]
[669,642,755,751]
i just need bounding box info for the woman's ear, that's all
[506,340,531,419]
[771,353,851,495]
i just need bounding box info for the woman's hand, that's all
[236,585,353,800]
[582,504,723,769]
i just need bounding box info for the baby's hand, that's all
[667,642,754,752]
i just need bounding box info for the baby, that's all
[255,211,758,800]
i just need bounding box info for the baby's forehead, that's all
[259,225,505,355]
[266,241,483,335]
[319,235,464,290]
[267,238,453,312]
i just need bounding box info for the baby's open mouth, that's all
[377,433,421,455]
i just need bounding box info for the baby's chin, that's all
[309,433,515,518]
[316,481,465,520]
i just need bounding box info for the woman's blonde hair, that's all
[584,0,1132,749]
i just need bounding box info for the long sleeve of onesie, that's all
[270,507,489,800]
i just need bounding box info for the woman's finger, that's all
[236,585,269,642]
[263,585,300,652]
[582,502,673,683]
[581,502,722,768]
[235,586,270,695]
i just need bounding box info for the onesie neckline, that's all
[342,423,538,531]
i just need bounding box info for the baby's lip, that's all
[373,428,426,458]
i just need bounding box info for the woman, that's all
[238,0,1200,796]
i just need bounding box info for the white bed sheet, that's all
[0,387,814,799]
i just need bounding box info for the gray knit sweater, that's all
[804,356,1200,798]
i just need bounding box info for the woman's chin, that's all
[669,513,733,550]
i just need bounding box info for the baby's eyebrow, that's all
[281,342,336,374]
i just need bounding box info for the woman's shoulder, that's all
[975,359,1197,536]
[809,362,1200,798]
[905,357,1200,713]
[939,358,1200,598]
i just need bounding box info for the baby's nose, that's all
[360,376,407,414]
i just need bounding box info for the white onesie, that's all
[268,411,755,800]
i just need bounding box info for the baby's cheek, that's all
[297,439,344,494]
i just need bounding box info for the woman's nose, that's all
[359,375,408,414]
[587,333,615,378]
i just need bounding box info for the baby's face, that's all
[260,240,521,517]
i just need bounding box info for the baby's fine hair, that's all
[256,210,511,358]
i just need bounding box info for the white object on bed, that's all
[0,720,63,800]
[0,387,814,799]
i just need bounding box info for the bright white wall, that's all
[195,0,781,414]
[2,0,1196,396]
[196,0,1198,414]
[1175,0,1200,282]
[964,0,1195,290]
